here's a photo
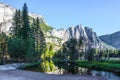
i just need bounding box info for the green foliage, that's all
[75,60,120,70]
[53,50,64,61]
[8,38,23,59]
[39,31,46,57]
[53,36,118,62]
[66,38,78,60]
[22,60,56,72]
[10,9,22,38]
[55,38,82,61]
[49,44,54,59]
[40,23,53,32]
[0,32,8,64]
[34,18,46,58]
[21,3,31,39]
[41,44,54,60]
[8,38,35,62]
[8,3,37,62]
[53,38,85,61]
[86,48,97,61]
[42,46,49,59]
[29,16,53,32]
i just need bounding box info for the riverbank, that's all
[0,70,106,80]
[21,60,120,75]
[74,60,120,74]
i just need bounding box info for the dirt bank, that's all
[0,70,106,80]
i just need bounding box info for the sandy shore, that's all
[0,70,107,80]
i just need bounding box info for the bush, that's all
[8,38,36,62]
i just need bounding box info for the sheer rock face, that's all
[47,24,105,49]
[0,3,15,33]
[0,2,45,33]
[100,31,120,49]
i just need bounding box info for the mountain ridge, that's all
[46,24,115,50]
[100,31,120,49]
[0,2,115,50]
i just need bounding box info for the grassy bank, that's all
[74,60,120,73]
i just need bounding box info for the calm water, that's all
[90,70,120,80]
[25,60,120,80]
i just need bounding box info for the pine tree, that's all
[31,17,46,60]
[36,17,46,59]
[36,18,39,54]
[0,32,8,64]
[12,10,18,37]
[49,44,54,59]
[17,9,22,37]
[8,3,35,62]
[31,19,36,55]
[38,19,46,58]
[22,3,31,39]
[66,38,78,60]
[11,9,22,38]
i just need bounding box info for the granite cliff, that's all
[46,24,114,50]
[0,2,46,33]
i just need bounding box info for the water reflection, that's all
[35,60,89,74]
[25,60,120,80]
[53,61,89,74]
[40,60,65,74]
[90,70,120,80]
[40,60,55,72]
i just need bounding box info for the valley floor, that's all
[0,70,106,80]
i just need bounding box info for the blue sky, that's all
[0,0,120,35]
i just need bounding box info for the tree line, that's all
[54,37,120,62]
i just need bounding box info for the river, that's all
[24,60,120,80]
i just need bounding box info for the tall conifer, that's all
[22,3,31,39]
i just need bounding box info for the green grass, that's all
[102,60,120,63]
[74,60,120,71]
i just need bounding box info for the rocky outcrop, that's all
[0,2,46,33]
[100,31,120,49]
[46,24,113,50]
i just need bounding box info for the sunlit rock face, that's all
[0,3,15,33]
[0,2,46,33]
[47,24,107,49]
[0,3,15,23]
